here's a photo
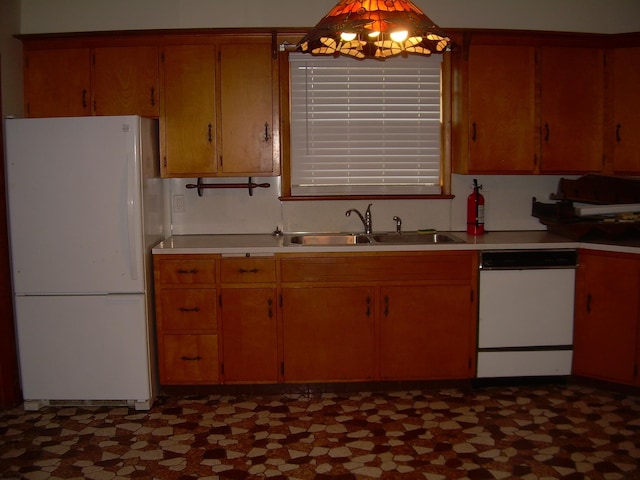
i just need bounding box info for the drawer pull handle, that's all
[239,268,259,274]
[177,269,199,274]
[181,355,202,361]
[179,307,200,313]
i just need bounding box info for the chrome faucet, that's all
[345,203,373,234]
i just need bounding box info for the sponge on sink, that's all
[417,229,437,234]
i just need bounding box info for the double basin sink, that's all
[284,231,465,246]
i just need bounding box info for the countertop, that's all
[152,230,640,255]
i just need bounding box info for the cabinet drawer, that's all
[221,257,276,283]
[161,334,219,384]
[156,258,216,285]
[160,289,217,332]
[280,252,475,283]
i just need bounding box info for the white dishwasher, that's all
[477,249,577,378]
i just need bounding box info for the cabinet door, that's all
[218,42,278,175]
[92,46,159,117]
[161,44,217,176]
[467,45,537,173]
[282,286,375,382]
[380,285,475,380]
[540,47,604,173]
[573,251,640,385]
[610,47,640,174]
[221,288,278,383]
[24,48,91,117]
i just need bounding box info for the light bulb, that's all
[390,30,409,42]
[340,32,357,42]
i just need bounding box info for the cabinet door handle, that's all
[150,87,156,107]
[177,268,199,274]
[181,355,202,361]
[366,295,371,317]
[544,122,550,142]
[268,297,273,318]
[208,123,213,144]
[239,268,259,274]
[586,293,592,313]
[384,295,389,317]
[82,89,87,109]
[471,122,477,142]
[616,124,622,143]
[264,122,272,143]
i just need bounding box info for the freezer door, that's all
[5,116,146,294]
[15,294,153,406]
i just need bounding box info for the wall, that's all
[7,1,640,235]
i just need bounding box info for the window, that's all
[287,53,446,198]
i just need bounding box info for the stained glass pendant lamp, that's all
[298,0,451,60]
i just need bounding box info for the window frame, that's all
[279,50,453,201]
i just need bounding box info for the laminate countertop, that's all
[152,230,640,255]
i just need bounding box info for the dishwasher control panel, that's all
[480,249,578,270]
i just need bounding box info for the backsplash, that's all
[167,174,574,236]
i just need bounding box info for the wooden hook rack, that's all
[186,177,271,197]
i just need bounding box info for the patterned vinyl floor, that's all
[1,382,640,480]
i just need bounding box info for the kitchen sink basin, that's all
[284,231,465,246]
[286,233,372,245]
[371,232,465,244]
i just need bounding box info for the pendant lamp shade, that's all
[298,0,450,60]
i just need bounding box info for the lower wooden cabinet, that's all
[573,249,640,386]
[279,251,478,383]
[282,286,376,382]
[153,254,219,385]
[153,251,478,385]
[379,285,475,380]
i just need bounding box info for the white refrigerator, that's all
[4,115,166,410]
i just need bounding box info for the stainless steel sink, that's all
[285,233,372,245]
[371,232,465,244]
[284,231,465,246]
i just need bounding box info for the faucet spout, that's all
[345,203,373,234]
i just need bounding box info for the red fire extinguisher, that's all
[467,179,485,235]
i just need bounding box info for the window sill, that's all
[279,194,455,201]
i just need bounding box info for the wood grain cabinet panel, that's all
[573,250,640,386]
[160,44,218,176]
[466,45,537,173]
[92,46,159,117]
[609,47,640,174]
[539,47,605,173]
[380,284,475,380]
[162,334,219,384]
[24,48,91,117]
[220,256,278,384]
[282,286,376,382]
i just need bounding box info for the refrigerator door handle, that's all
[126,151,139,281]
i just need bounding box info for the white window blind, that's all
[289,53,443,196]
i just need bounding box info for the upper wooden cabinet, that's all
[218,41,279,176]
[24,45,159,118]
[160,37,279,178]
[608,47,640,174]
[454,37,608,175]
[539,47,604,173]
[92,46,159,117]
[465,44,537,173]
[24,48,91,117]
[160,44,218,176]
